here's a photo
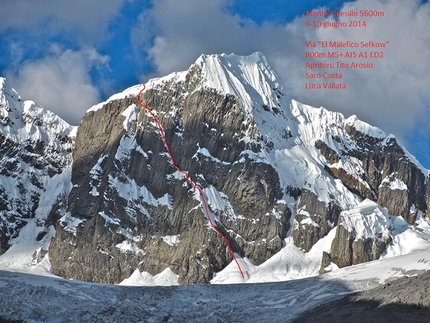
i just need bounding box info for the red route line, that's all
[137,84,245,279]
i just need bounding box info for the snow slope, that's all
[0,219,55,276]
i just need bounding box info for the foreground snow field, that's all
[1,246,429,322]
[0,269,350,322]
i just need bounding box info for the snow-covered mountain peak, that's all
[0,77,24,122]
[87,52,284,119]
[289,100,387,146]
[0,77,21,101]
[0,77,76,145]
[194,52,282,115]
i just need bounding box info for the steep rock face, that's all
[318,251,332,274]
[0,77,75,257]
[49,57,290,284]
[375,137,426,224]
[292,190,340,252]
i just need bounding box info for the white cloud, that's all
[6,46,109,125]
[133,0,430,147]
[289,0,430,136]
[0,0,125,126]
[132,0,259,76]
[0,0,127,42]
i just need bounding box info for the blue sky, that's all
[1,0,429,167]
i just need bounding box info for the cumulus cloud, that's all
[6,46,109,125]
[133,0,430,148]
[0,0,127,42]
[132,0,263,76]
[0,0,127,125]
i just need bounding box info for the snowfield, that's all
[0,269,350,322]
[0,248,429,322]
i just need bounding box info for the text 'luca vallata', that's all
[306,82,347,90]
